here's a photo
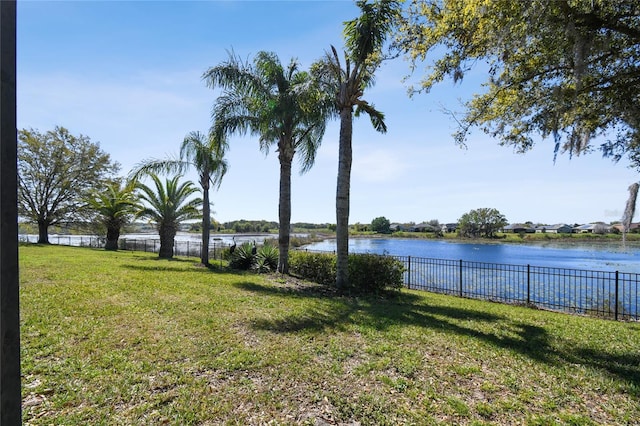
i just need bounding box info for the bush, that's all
[348,253,404,294]
[289,250,405,294]
[255,243,278,273]
[229,242,256,270]
[289,251,336,285]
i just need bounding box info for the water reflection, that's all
[304,238,640,273]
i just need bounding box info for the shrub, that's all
[348,253,405,294]
[255,243,278,273]
[289,250,405,294]
[229,242,256,270]
[289,251,336,285]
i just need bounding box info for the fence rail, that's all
[396,255,638,321]
[18,235,232,261]
[118,238,229,261]
[20,235,639,321]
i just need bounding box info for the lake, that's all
[21,232,640,274]
[303,238,640,274]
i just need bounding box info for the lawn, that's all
[20,245,640,425]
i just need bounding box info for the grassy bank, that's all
[20,245,639,425]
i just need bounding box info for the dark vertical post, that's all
[407,256,411,289]
[527,264,530,305]
[0,1,22,423]
[614,271,619,321]
[459,259,463,297]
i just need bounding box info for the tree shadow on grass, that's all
[234,281,639,393]
[120,259,262,276]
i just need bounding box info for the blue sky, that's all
[17,0,639,226]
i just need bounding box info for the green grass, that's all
[20,245,640,425]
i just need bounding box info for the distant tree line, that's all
[222,220,278,234]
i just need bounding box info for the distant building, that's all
[503,223,535,233]
[442,223,458,233]
[410,222,436,232]
[573,223,612,234]
[389,223,407,232]
[535,224,573,234]
[611,223,640,233]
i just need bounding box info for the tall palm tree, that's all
[312,0,398,290]
[622,182,639,247]
[131,131,227,265]
[203,51,331,274]
[135,174,202,259]
[87,180,137,250]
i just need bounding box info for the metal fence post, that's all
[459,259,463,297]
[527,264,530,305]
[407,256,411,289]
[615,270,619,321]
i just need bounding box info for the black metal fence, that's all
[398,256,639,321]
[118,238,229,261]
[19,234,106,248]
[20,235,639,321]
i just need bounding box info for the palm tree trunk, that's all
[278,147,293,274]
[336,106,353,290]
[622,182,639,247]
[201,182,211,265]
[105,224,120,250]
[158,223,176,259]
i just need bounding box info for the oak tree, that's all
[458,207,507,238]
[18,127,119,243]
[397,0,640,164]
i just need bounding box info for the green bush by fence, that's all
[289,250,405,294]
[348,252,405,293]
[289,251,336,285]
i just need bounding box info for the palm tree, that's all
[135,174,202,259]
[312,0,398,290]
[203,51,331,274]
[87,180,137,250]
[622,182,639,247]
[131,131,227,265]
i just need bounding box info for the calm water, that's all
[21,233,640,274]
[304,238,640,273]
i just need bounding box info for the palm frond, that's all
[129,157,187,182]
[355,101,388,133]
[135,173,202,227]
[344,0,400,64]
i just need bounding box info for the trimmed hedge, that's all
[347,252,404,293]
[289,251,405,294]
[289,251,336,285]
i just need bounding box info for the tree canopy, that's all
[131,130,228,265]
[135,174,202,259]
[458,207,507,238]
[87,180,137,250]
[371,216,391,233]
[18,126,119,243]
[204,50,331,274]
[397,0,640,165]
[312,0,399,289]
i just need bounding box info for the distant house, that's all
[389,223,407,232]
[611,223,640,233]
[573,223,612,233]
[410,222,436,232]
[442,223,458,233]
[535,224,573,234]
[503,223,535,233]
